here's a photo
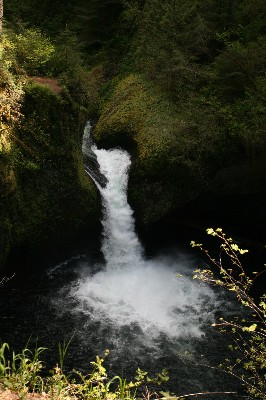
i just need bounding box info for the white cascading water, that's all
[93,147,143,269]
[82,121,143,269]
[68,122,217,347]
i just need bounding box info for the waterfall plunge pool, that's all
[0,122,244,399]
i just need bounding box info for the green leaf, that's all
[243,324,257,332]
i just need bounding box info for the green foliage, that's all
[218,92,266,157]
[5,0,76,36]
[8,81,100,245]
[58,333,75,373]
[85,65,106,118]
[47,28,103,106]
[0,42,100,266]
[91,0,266,226]
[0,17,103,271]
[14,28,55,75]
[0,33,25,126]
[120,0,239,94]
[0,33,17,73]
[0,343,46,395]
[94,72,248,224]
[214,36,266,100]
[237,0,266,40]
[192,228,266,399]
[49,28,83,76]
[0,344,169,399]
[2,0,266,237]
[127,0,196,94]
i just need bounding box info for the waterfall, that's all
[95,147,144,269]
[67,122,217,346]
[83,122,143,270]
[0,124,240,399]
[82,123,143,269]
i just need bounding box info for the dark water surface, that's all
[0,243,244,400]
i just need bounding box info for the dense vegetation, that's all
[1,0,265,261]
[0,1,266,398]
[90,0,266,227]
[0,9,103,268]
[0,344,169,399]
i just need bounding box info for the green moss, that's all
[94,74,206,224]
[94,67,266,226]
[13,84,100,241]
[0,82,101,269]
[95,74,151,142]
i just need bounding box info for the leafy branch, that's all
[191,228,266,399]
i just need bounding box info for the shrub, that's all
[192,228,266,399]
[14,28,55,75]
[0,344,169,399]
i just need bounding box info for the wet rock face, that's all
[84,149,107,189]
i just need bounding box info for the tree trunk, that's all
[0,0,3,33]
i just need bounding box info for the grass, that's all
[0,342,241,400]
[0,343,169,400]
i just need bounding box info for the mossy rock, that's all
[13,83,101,243]
[94,74,208,225]
[94,74,266,229]
[0,82,101,270]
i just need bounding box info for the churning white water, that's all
[67,122,217,348]
[94,147,144,269]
